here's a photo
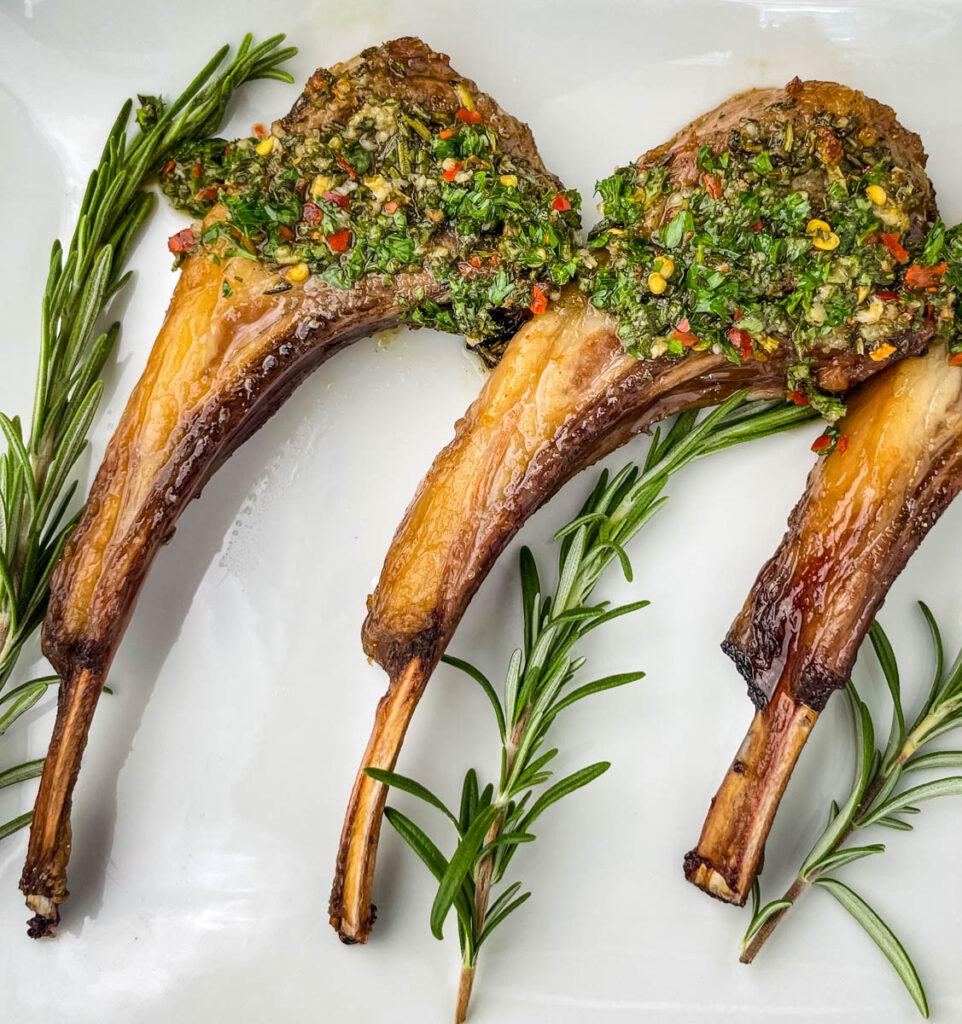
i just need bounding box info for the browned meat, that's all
[20,36,562,937]
[329,79,939,943]
[686,345,962,905]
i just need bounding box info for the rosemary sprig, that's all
[0,34,297,841]
[741,602,962,1018]
[367,392,817,1022]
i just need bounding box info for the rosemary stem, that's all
[455,962,476,1024]
[741,758,892,962]
[458,711,530,1021]
[899,704,955,763]
[740,876,810,963]
[0,621,11,673]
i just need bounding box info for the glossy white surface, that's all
[2,1,962,1020]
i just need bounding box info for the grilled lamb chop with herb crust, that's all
[331,77,952,943]
[687,270,962,905]
[21,35,579,937]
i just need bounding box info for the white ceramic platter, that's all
[3,1,962,1020]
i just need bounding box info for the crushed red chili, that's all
[167,228,195,253]
[336,155,357,180]
[879,232,909,264]
[727,326,752,360]
[321,190,350,210]
[529,285,548,314]
[905,262,948,289]
[325,229,351,252]
[811,434,834,453]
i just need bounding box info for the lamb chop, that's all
[686,269,962,905]
[20,36,581,937]
[330,78,944,943]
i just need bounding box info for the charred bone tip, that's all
[330,901,377,945]
[25,895,60,939]
[682,851,746,905]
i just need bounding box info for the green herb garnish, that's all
[160,101,581,353]
[579,115,960,418]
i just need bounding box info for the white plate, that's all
[3,1,962,1021]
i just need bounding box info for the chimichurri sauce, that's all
[581,113,961,419]
[160,93,581,365]
[157,95,962,420]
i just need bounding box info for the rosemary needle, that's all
[742,602,962,1018]
[0,34,297,841]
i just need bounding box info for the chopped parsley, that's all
[159,94,580,358]
[579,116,960,418]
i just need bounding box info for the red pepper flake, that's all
[278,225,294,242]
[836,435,849,454]
[727,326,753,360]
[456,107,483,124]
[384,200,398,214]
[811,434,834,453]
[752,219,764,232]
[167,228,195,253]
[905,262,948,290]
[491,252,499,265]
[302,201,322,223]
[879,232,909,264]
[529,285,548,315]
[703,173,723,200]
[194,186,218,202]
[788,389,811,406]
[552,194,572,212]
[336,155,357,180]
[438,128,458,139]
[325,229,351,252]
[442,161,463,182]
[733,308,743,321]
[672,319,701,347]
[321,190,350,211]
[469,256,481,269]
[876,290,899,300]
[950,353,962,366]
[162,159,176,176]
[191,163,202,179]
[252,123,267,139]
